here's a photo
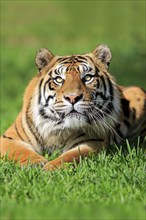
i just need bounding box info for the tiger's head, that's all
[32,45,121,137]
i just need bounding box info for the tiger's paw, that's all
[43,160,70,171]
[43,161,60,171]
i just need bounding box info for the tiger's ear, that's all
[93,44,112,69]
[35,48,54,72]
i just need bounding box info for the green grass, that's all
[0,1,146,219]
[1,143,146,219]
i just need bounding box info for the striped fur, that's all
[1,45,146,170]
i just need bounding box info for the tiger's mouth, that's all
[54,102,97,123]
[66,109,82,116]
[58,108,91,125]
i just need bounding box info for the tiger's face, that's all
[34,45,121,134]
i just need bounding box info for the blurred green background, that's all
[1,0,145,132]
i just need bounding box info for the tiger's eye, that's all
[85,75,91,81]
[54,76,63,84]
[85,75,93,82]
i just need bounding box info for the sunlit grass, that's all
[0,143,145,219]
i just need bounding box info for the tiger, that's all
[1,44,146,171]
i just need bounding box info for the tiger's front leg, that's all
[44,141,105,171]
[0,137,48,165]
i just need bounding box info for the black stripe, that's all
[45,94,56,105]
[26,114,44,146]
[54,69,60,75]
[15,123,25,141]
[72,57,79,62]
[76,59,83,63]
[104,102,114,113]
[114,130,123,140]
[24,99,34,146]
[26,114,44,147]
[43,79,50,98]
[74,133,86,140]
[57,57,69,62]
[71,138,104,150]
[43,79,55,93]
[3,134,13,140]
[95,66,100,77]
[43,71,53,96]
[39,108,53,120]
[74,59,86,63]
[132,107,136,120]
[107,62,110,68]
[86,56,94,63]
[21,118,32,144]
[100,75,107,94]
[96,104,103,109]
[39,108,62,124]
[63,133,86,147]
[43,79,55,102]
[38,78,43,104]
[61,61,71,64]
[121,98,130,118]
[48,71,53,76]
[105,77,114,113]
[57,56,89,65]
[140,87,146,94]
[107,76,114,99]
[25,99,44,147]
[124,119,130,128]
[76,56,88,61]
[115,123,121,130]
[95,92,109,101]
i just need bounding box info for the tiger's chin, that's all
[62,113,90,128]
[56,112,107,135]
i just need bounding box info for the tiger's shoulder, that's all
[114,86,146,144]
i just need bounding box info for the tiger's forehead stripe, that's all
[54,63,93,76]
[53,55,95,76]
[56,55,90,65]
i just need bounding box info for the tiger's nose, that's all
[64,94,83,104]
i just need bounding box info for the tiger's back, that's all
[1,44,146,170]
